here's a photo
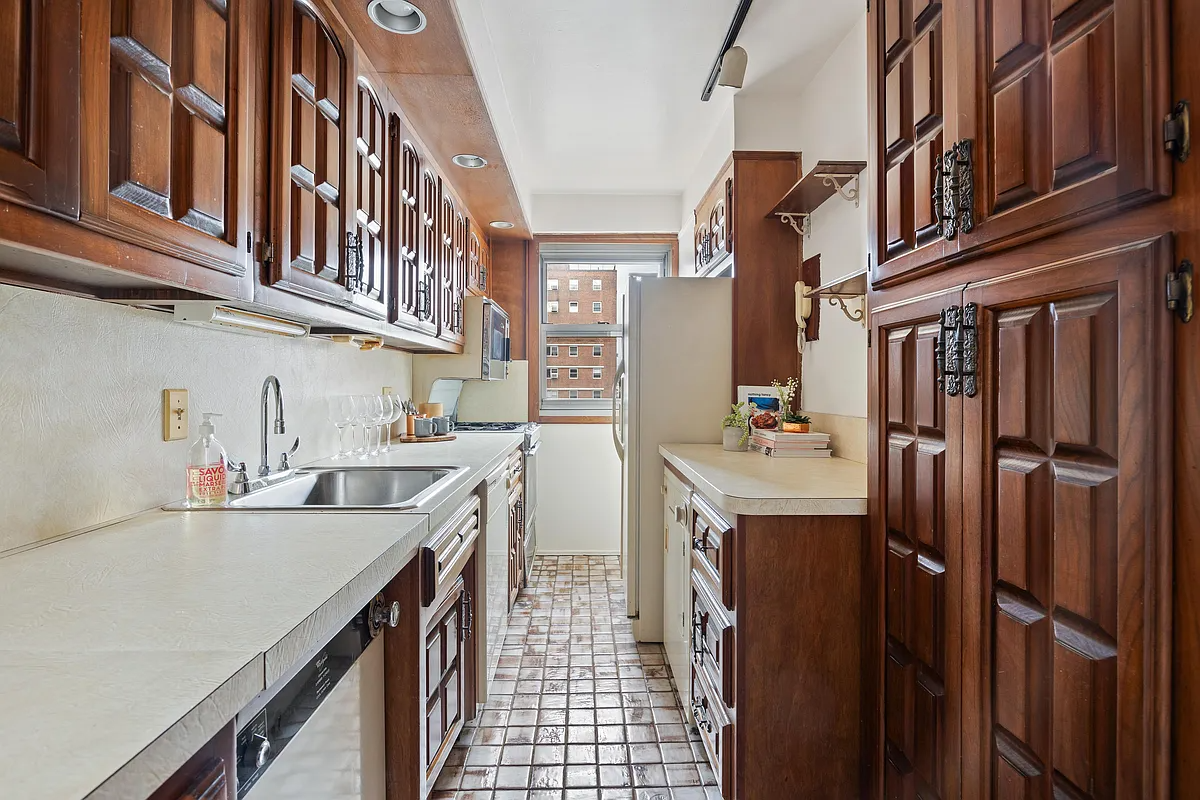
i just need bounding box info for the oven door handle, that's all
[526,441,541,457]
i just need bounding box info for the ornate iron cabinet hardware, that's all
[1167,260,1195,323]
[345,232,365,293]
[935,140,975,240]
[938,305,961,396]
[960,302,978,397]
[1165,100,1191,163]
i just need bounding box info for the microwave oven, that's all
[480,297,510,380]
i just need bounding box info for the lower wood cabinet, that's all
[507,451,525,609]
[665,465,866,800]
[384,497,480,800]
[148,722,234,800]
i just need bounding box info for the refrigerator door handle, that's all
[611,359,625,460]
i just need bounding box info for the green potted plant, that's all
[781,411,812,433]
[721,403,750,451]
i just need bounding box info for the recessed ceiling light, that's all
[490,221,515,229]
[452,154,488,169]
[367,0,427,35]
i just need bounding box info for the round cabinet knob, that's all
[255,735,271,768]
[387,600,401,628]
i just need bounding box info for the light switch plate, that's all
[382,385,393,396]
[163,389,189,441]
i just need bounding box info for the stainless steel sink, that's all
[167,465,468,511]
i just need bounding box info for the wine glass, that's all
[380,394,399,454]
[326,396,356,459]
[360,395,385,458]
[349,395,370,457]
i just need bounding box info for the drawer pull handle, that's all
[692,536,710,552]
[691,700,714,733]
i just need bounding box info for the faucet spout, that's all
[260,376,285,477]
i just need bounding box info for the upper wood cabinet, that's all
[0,0,81,219]
[694,157,733,275]
[267,0,352,305]
[79,0,251,288]
[348,61,388,320]
[869,0,1172,288]
[392,124,422,329]
[437,178,466,344]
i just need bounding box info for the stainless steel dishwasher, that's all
[236,596,397,800]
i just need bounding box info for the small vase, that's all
[781,421,802,433]
[722,426,748,451]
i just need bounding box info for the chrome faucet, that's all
[260,376,286,477]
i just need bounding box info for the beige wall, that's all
[536,424,621,555]
[0,286,412,554]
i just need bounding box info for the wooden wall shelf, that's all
[805,268,867,326]
[768,160,867,238]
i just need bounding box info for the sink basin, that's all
[168,465,468,511]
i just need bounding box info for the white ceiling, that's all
[455,0,864,199]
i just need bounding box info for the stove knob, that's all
[255,735,271,768]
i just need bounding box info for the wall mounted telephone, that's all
[795,281,813,351]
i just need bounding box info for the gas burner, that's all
[453,421,528,432]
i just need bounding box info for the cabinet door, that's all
[83,0,248,284]
[419,165,440,331]
[467,225,482,295]
[0,0,80,218]
[391,128,430,331]
[425,576,467,782]
[507,488,523,609]
[960,237,1172,799]
[268,0,352,305]
[348,70,388,320]
[868,286,964,800]
[868,0,958,286]
[955,0,1171,255]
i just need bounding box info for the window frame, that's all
[568,301,579,313]
[547,300,559,313]
[592,301,602,313]
[592,368,603,379]
[547,278,558,290]
[537,245,670,417]
[592,279,603,291]
[569,345,579,357]
[569,368,579,380]
[547,344,559,357]
[569,279,579,291]
[593,344,603,357]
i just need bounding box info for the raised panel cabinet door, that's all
[960,237,1172,800]
[348,70,387,320]
[171,758,228,800]
[82,0,250,285]
[0,0,80,217]
[268,0,352,306]
[390,123,431,331]
[868,0,959,287]
[868,286,964,800]
[419,165,440,331]
[955,0,1171,255]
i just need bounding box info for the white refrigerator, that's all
[613,277,732,643]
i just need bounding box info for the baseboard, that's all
[534,549,622,556]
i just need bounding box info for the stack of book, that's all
[748,429,832,458]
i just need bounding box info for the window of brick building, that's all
[569,368,579,379]
[569,279,579,290]
[593,368,602,379]
[593,301,602,313]
[593,279,602,290]
[593,345,602,357]
[569,301,579,313]
[569,345,578,357]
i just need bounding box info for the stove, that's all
[453,421,541,453]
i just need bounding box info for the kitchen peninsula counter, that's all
[0,432,523,800]
[659,443,867,516]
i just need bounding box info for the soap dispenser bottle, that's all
[187,412,228,507]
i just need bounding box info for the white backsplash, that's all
[0,285,412,553]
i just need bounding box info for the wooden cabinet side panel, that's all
[384,557,424,800]
[735,514,864,800]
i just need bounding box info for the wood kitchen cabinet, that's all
[347,55,389,320]
[147,722,234,800]
[0,0,81,219]
[868,0,1172,288]
[693,157,733,276]
[665,465,865,800]
[391,122,437,335]
[866,231,1174,799]
[78,0,253,294]
[507,450,525,609]
[437,178,467,344]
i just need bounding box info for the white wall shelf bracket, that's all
[815,173,861,207]
[777,212,811,239]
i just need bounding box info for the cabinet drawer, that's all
[691,660,734,799]
[691,569,734,709]
[690,493,734,610]
[421,496,480,607]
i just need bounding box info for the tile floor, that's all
[431,555,719,800]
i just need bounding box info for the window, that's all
[539,249,670,416]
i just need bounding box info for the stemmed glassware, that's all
[351,395,371,457]
[365,395,386,457]
[380,394,401,453]
[327,396,356,459]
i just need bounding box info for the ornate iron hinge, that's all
[1167,260,1194,323]
[1165,100,1191,163]
[936,303,978,397]
[416,273,432,319]
[935,140,975,241]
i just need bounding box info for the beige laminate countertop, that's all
[659,443,867,516]
[0,432,523,800]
